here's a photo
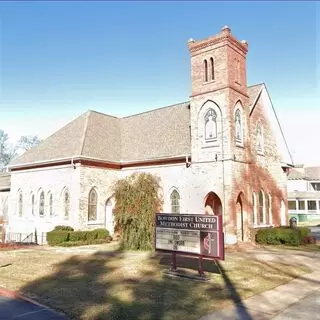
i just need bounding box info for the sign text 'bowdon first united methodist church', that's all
[155,213,224,260]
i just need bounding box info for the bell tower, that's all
[188,26,250,163]
[188,25,248,99]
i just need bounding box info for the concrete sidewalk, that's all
[199,247,320,320]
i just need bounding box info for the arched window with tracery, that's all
[18,190,23,217]
[88,188,98,221]
[39,191,45,217]
[204,108,217,141]
[235,109,243,143]
[258,191,264,224]
[49,193,53,217]
[63,189,70,219]
[170,190,180,214]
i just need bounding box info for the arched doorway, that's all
[280,200,286,226]
[236,193,245,242]
[204,192,222,215]
[105,198,114,235]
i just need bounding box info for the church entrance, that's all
[204,192,222,215]
[236,194,245,242]
[105,198,114,235]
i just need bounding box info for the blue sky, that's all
[0,1,318,164]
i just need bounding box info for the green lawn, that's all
[0,244,311,320]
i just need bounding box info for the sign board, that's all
[155,213,224,260]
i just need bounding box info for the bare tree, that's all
[0,130,16,170]
[17,135,41,152]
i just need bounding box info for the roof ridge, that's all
[80,111,91,156]
[247,82,265,88]
[87,109,120,119]
[121,101,190,119]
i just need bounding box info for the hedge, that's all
[47,227,110,246]
[47,231,70,246]
[54,225,74,232]
[255,227,310,246]
[58,238,112,247]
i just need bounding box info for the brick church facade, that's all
[4,26,292,244]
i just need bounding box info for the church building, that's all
[5,26,293,245]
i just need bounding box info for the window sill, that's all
[252,224,274,229]
[236,142,244,149]
[87,221,103,226]
[203,80,215,85]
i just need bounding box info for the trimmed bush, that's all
[94,228,110,239]
[86,230,98,241]
[54,225,74,232]
[255,227,310,246]
[69,231,88,242]
[58,238,112,247]
[47,231,70,246]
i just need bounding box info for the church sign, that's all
[155,213,224,260]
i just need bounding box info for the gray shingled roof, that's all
[10,86,262,168]
[248,83,263,108]
[288,167,320,181]
[305,167,320,180]
[0,173,10,191]
[288,169,305,180]
[121,102,190,161]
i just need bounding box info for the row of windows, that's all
[17,189,70,218]
[252,191,272,225]
[288,199,320,211]
[16,187,108,223]
[203,106,264,152]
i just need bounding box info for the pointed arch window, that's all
[256,122,264,153]
[18,191,23,217]
[210,57,214,81]
[252,192,256,225]
[88,188,98,221]
[204,108,217,141]
[63,189,70,219]
[39,191,45,217]
[170,190,180,213]
[49,193,53,217]
[204,59,208,82]
[258,191,264,224]
[31,194,35,216]
[235,109,243,143]
[236,59,241,83]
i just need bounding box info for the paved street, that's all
[273,289,320,320]
[0,295,68,320]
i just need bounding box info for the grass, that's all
[0,244,311,320]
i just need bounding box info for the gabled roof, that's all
[248,83,263,109]
[249,83,293,166]
[288,169,305,180]
[10,111,121,166]
[0,173,10,191]
[9,84,266,168]
[10,102,191,168]
[121,102,190,162]
[305,167,320,180]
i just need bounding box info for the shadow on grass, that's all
[18,249,279,320]
[215,260,253,320]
